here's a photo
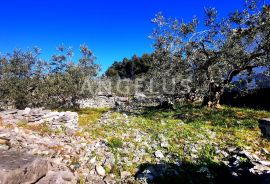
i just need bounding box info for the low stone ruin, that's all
[0,108,78,130]
[78,95,129,108]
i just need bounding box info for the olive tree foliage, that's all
[150,0,270,107]
[0,48,44,108]
[45,44,100,108]
[149,12,203,101]
[0,44,100,109]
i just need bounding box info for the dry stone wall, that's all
[0,108,78,130]
[78,95,129,108]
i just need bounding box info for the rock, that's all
[115,97,129,103]
[0,108,78,130]
[0,137,9,146]
[250,163,270,174]
[78,96,116,109]
[197,167,209,173]
[161,141,169,148]
[0,150,49,184]
[87,174,105,184]
[262,148,270,155]
[155,150,164,159]
[259,118,270,138]
[96,165,106,176]
[104,175,116,184]
[220,150,229,157]
[90,156,96,164]
[259,160,270,166]
[134,93,148,103]
[36,170,76,184]
[23,107,32,115]
[120,171,131,179]
[239,150,260,162]
[159,134,169,148]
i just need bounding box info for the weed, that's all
[108,137,123,149]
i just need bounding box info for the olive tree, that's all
[150,0,270,107]
[149,13,197,100]
[0,48,42,109]
[0,44,100,109]
[45,44,100,108]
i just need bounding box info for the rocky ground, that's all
[1,106,270,183]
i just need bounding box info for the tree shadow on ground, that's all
[221,89,270,111]
[121,104,208,121]
[120,103,267,129]
[135,160,270,184]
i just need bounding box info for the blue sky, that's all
[0,0,254,73]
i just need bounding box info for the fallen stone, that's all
[96,165,106,176]
[23,107,31,115]
[155,150,164,159]
[36,170,76,184]
[87,174,105,184]
[161,141,169,148]
[259,160,270,166]
[104,175,115,184]
[0,150,49,184]
[120,171,131,179]
[0,137,9,145]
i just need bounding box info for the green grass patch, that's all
[78,108,110,126]
[76,105,270,180]
[17,121,56,135]
[108,137,123,149]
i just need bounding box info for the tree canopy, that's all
[105,53,153,79]
[149,0,270,107]
[0,44,100,109]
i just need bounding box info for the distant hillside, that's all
[105,53,153,79]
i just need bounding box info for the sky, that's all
[0,0,256,73]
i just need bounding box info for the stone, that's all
[87,174,105,184]
[262,148,270,154]
[259,160,270,166]
[104,175,116,184]
[78,96,116,109]
[133,93,147,103]
[259,118,270,138]
[96,165,106,176]
[36,170,76,184]
[23,107,32,115]
[161,141,169,148]
[0,108,78,130]
[120,171,131,179]
[90,156,96,164]
[115,97,129,102]
[155,150,164,159]
[0,137,9,145]
[0,150,49,184]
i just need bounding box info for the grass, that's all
[108,137,123,149]
[77,108,110,126]
[2,105,268,183]
[17,120,57,135]
[76,105,270,181]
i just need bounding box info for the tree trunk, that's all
[204,82,224,108]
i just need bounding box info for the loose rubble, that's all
[0,107,270,183]
[0,108,78,130]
